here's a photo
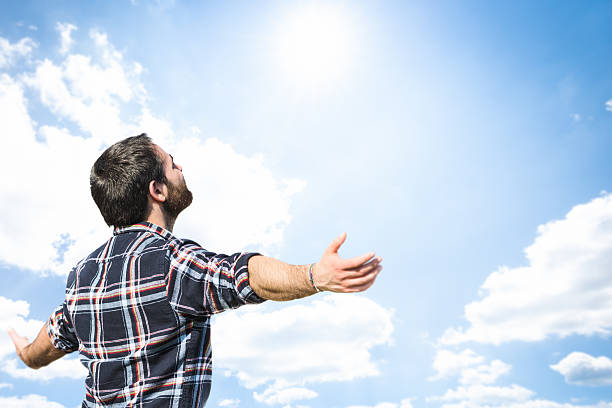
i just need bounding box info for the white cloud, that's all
[430,349,484,380]
[459,359,511,385]
[606,100,612,112]
[346,399,414,408]
[427,352,606,408]
[430,348,511,388]
[56,23,77,55]
[0,296,46,361]
[440,194,612,345]
[172,137,306,253]
[213,294,393,404]
[0,74,110,275]
[551,352,612,386]
[430,187,612,408]
[429,379,612,408]
[254,386,317,405]
[22,30,143,145]
[0,37,35,68]
[401,398,415,408]
[218,399,240,408]
[0,394,66,408]
[429,384,534,406]
[2,357,86,381]
[434,399,612,408]
[0,29,304,276]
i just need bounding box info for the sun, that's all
[273,4,355,91]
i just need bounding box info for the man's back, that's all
[47,222,264,408]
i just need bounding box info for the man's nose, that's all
[175,163,183,172]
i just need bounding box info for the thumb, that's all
[7,329,22,346]
[325,232,347,255]
[7,328,17,340]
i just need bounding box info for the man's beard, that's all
[163,178,193,220]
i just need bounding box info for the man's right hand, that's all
[312,232,382,293]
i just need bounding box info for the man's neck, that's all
[145,209,175,232]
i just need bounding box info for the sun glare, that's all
[274,4,355,91]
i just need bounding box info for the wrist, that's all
[308,263,322,293]
[18,345,30,365]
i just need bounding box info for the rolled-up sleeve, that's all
[46,302,79,353]
[165,239,266,317]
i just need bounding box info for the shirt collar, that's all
[113,222,175,240]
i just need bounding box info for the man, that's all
[8,134,382,407]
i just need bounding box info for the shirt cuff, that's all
[46,306,79,353]
[234,252,266,304]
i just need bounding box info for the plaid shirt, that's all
[46,222,265,407]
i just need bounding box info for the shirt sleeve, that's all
[165,239,266,317]
[46,302,79,353]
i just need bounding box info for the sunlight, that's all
[274,4,355,91]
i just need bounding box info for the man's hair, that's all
[90,133,166,228]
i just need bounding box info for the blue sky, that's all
[1,1,612,407]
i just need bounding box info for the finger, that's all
[339,252,376,269]
[325,232,347,255]
[7,329,18,342]
[347,265,382,287]
[349,256,382,272]
[346,267,382,292]
[343,260,381,278]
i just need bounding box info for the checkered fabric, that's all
[46,222,264,407]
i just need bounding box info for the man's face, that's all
[155,145,193,219]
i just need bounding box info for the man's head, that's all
[90,134,192,228]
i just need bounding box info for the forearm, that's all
[248,255,317,301]
[13,325,66,369]
[19,344,46,369]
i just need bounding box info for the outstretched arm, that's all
[248,232,382,301]
[8,325,67,369]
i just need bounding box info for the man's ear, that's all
[148,179,167,203]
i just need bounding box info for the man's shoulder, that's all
[66,240,109,284]
[166,236,207,256]
[80,240,111,264]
